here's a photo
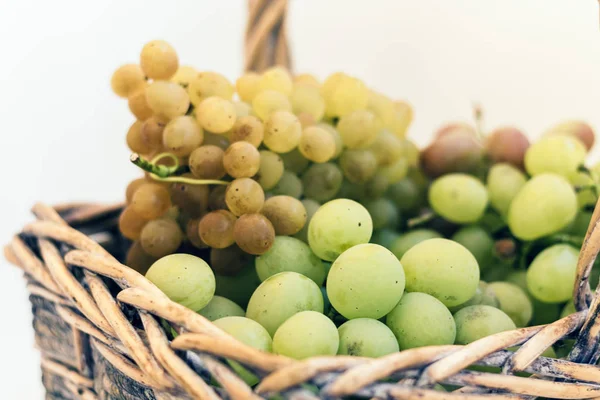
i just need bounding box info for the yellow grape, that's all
[337,110,381,149]
[264,111,302,153]
[126,178,147,204]
[119,207,148,240]
[388,100,413,137]
[298,126,336,163]
[367,91,395,126]
[140,117,166,151]
[202,132,230,150]
[223,141,261,178]
[317,123,343,159]
[322,73,369,117]
[256,150,284,190]
[127,87,153,121]
[111,64,146,98]
[195,97,236,134]
[170,65,197,87]
[230,115,264,147]
[225,178,265,216]
[290,83,325,121]
[236,72,261,102]
[233,101,252,118]
[162,116,203,157]
[126,121,152,154]
[258,66,293,95]
[189,145,226,180]
[297,112,317,128]
[370,130,404,166]
[524,135,586,178]
[140,218,183,258]
[199,210,237,249]
[140,40,179,80]
[145,81,190,121]
[131,183,172,220]
[294,73,320,87]
[188,71,234,106]
[252,90,292,121]
[262,195,307,235]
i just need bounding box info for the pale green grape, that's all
[369,130,405,166]
[400,238,479,307]
[327,244,405,319]
[293,199,321,243]
[253,91,292,121]
[272,311,339,359]
[454,305,516,344]
[338,318,399,357]
[544,120,595,151]
[271,170,303,198]
[339,149,378,183]
[308,199,373,261]
[301,163,343,202]
[365,198,400,230]
[367,91,395,126]
[390,229,442,260]
[487,282,532,327]
[569,169,598,208]
[146,254,215,311]
[319,123,344,159]
[198,295,244,321]
[508,174,577,240]
[337,180,366,202]
[188,71,234,105]
[370,229,400,249]
[215,265,261,308]
[322,73,369,117]
[263,110,301,153]
[561,301,576,319]
[379,157,409,184]
[258,66,293,95]
[336,110,381,149]
[291,83,325,121]
[246,272,323,335]
[256,150,284,190]
[449,281,499,313]
[280,149,310,174]
[524,135,586,178]
[387,178,422,213]
[486,163,527,216]
[364,174,391,199]
[255,236,326,285]
[429,174,488,224]
[196,96,236,134]
[451,226,494,271]
[386,292,456,349]
[527,244,579,303]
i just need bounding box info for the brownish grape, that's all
[126,178,147,204]
[208,186,228,210]
[140,40,179,80]
[225,178,265,216]
[169,175,210,217]
[223,141,261,178]
[230,116,264,147]
[233,214,275,255]
[140,117,166,151]
[262,195,307,235]
[140,218,183,257]
[435,122,476,138]
[198,210,237,248]
[111,64,146,98]
[163,116,204,157]
[486,127,530,169]
[125,241,157,275]
[128,88,153,121]
[210,245,253,276]
[131,183,172,219]
[189,145,226,179]
[421,131,484,177]
[339,149,378,183]
[545,121,595,151]
[186,219,208,249]
[119,207,148,240]
[126,121,153,154]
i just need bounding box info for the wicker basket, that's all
[7,2,600,399]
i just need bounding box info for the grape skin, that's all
[487,282,532,327]
[428,174,488,224]
[273,311,339,359]
[140,40,178,80]
[198,296,245,321]
[261,195,307,236]
[140,218,184,258]
[111,64,146,98]
[486,163,527,217]
[233,214,275,255]
[454,305,516,345]
[338,318,399,357]
[223,141,261,178]
[198,210,237,249]
[526,244,579,303]
[225,178,265,216]
[524,135,586,178]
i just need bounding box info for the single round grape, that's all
[258,66,293,95]
[365,198,400,230]
[280,149,310,174]
[128,87,153,120]
[210,244,253,276]
[214,316,272,351]
[400,138,420,167]
[386,292,456,349]
[527,244,579,303]
[451,226,494,271]
[293,199,321,243]
[119,207,148,240]
[486,163,527,216]
[263,111,302,153]
[196,96,236,134]
[340,149,378,183]
[369,130,405,166]
[429,174,488,224]
[525,135,586,178]
[364,174,391,199]
[169,176,210,218]
[271,170,303,198]
[111,64,146,98]
[294,73,320,87]
[140,40,178,79]
[170,65,197,87]
[487,282,532,327]
[230,115,264,147]
[401,238,479,307]
[252,90,292,121]
[273,311,338,360]
[162,116,203,157]
[544,120,595,151]
[188,145,226,180]
[145,80,190,121]
[449,281,499,313]
[308,199,373,261]
[261,196,307,236]
[387,101,413,138]
[140,117,165,150]
[298,126,336,163]
[387,178,421,214]
[126,121,152,154]
[421,131,484,177]
[131,183,172,220]
[234,214,275,255]
[486,127,530,168]
[225,178,265,216]
[370,229,400,249]
[256,236,325,285]
[126,241,157,275]
[564,211,593,237]
[435,122,476,138]
[215,266,261,308]
[256,150,284,190]
[322,73,369,117]
[199,295,245,321]
[379,157,409,184]
[233,101,252,118]
[188,71,234,105]
[140,218,183,258]
[561,301,577,319]
[328,244,405,320]
[198,210,236,249]
[508,174,577,240]
[390,229,442,260]
[337,110,381,149]
[570,169,597,208]
[337,181,365,202]
[146,253,215,311]
[338,318,399,357]
[320,123,344,159]
[222,141,261,178]
[291,83,325,121]
[367,91,395,127]
[454,305,516,345]
[301,163,343,202]
[236,72,260,103]
[246,271,324,335]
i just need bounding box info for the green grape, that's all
[524,135,586,178]
[527,244,579,303]
[280,149,310,174]
[236,73,260,103]
[327,244,405,319]
[454,305,516,345]
[188,71,234,105]
[561,301,576,319]
[262,195,307,235]
[293,199,320,243]
[271,170,303,198]
[387,178,421,214]
[258,66,293,95]
[386,292,456,349]
[256,151,284,190]
[369,130,405,166]
[111,64,146,98]
[401,238,479,307]
[163,116,204,157]
[508,174,577,240]
[544,120,595,151]
[367,91,395,127]
[531,298,562,326]
[145,80,190,121]
[246,272,324,335]
[449,281,499,313]
[299,126,336,163]
[388,101,413,138]
[273,311,338,359]
[318,122,344,159]
[486,163,527,216]
[291,83,325,121]
[301,163,343,202]
[336,110,381,149]
[256,236,326,285]
[379,157,409,184]
[429,174,488,224]
[215,266,261,308]
[308,199,373,261]
[230,115,264,148]
[322,73,369,117]
[487,282,532,327]
[390,229,442,260]
[253,90,292,121]
[451,226,494,271]
[365,198,400,230]
[140,218,184,258]
[338,318,399,357]
[199,296,245,321]
[339,149,378,183]
[263,110,302,153]
[196,96,236,134]
[364,174,391,199]
[337,180,365,201]
[139,40,178,80]
[202,131,230,150]
[370,229,400,249]
[146,254,215,311]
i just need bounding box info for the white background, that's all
[0,0,599,398]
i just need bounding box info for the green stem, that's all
[407,210,435,228]
[473,103,486,141]
[130,153,228,186]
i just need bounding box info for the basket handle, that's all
[244,0,291,72]
[573,199,600,312]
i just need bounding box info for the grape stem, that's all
[130,153,229,186]
[407,210,435,228]
[473,102,486,141]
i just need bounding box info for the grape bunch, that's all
[111,40,597,367]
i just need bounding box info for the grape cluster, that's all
[112,40,598,366]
